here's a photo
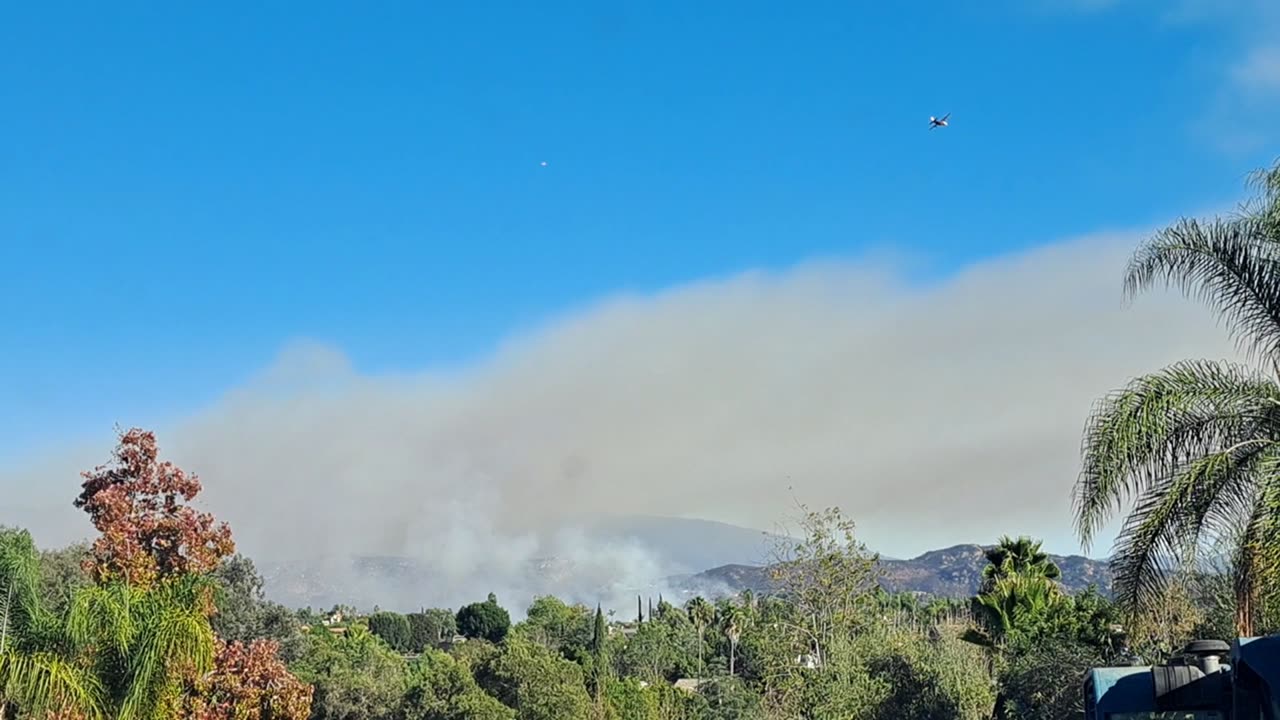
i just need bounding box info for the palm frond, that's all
[0,530,53,648]
[1125,214,1280,365]
[1108,439,1276,613]
[1244,162,1280,226]
[1229,464,1280,635]
[0,650,106,720]
[67,583,137,659]
[119,578,215,720]
[1074,359,1280,548]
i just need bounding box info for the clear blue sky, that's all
[0,0,1274,456]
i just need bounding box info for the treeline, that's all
[0,431,1253,720]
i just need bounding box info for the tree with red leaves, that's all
[68,428,313,719]
[182,638,314,720]
[75,427,236,588]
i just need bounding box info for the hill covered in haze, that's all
[256,516,1110,611]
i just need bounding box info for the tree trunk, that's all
[697,625,705,675]
[1236,565,1258,637]
[1237,593,1256,638]
[729,638,737,676]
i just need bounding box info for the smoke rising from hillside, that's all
[0,227,1246,614]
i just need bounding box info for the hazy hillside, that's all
[671,543,1112,600]
[257,516,1111,611]
[258,515,781,611]
[578,514,784,571]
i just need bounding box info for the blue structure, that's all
[1086,636,1280,719]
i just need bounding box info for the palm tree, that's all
[720,605,746,677]
[0,529,104,719]
[1074,161,1280,637]
[686,597,714,675]
[965,574,1065,648]
[981,536,1062,589]
[68,574,217,720]
[0,528,219,720]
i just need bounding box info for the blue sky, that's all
[1,0,1277,460]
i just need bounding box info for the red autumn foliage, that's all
[183,638,314,720]
[75,427,235,588]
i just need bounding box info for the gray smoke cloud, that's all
[0,225,1247,615]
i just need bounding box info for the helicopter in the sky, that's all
[929,113,950,130]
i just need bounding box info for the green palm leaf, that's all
[1126,215,1280,365]
[1076,161,1280,636]
[1075,360,1280,548]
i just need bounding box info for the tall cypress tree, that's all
[637,595,643,624]
[592,604,608,703]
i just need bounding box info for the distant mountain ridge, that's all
[670,543,1112,599]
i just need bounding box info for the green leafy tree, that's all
[605,677,659,720]
[457,593,511,644]
[368,611,413,653]
[36,541,92,617]
[765,504,879,670]
[401,648,514,720]
[517,596,592,658]
[448,636,501,674]
[757,505,882,718]
[291,624,408,720]
[210,554,305,662]
[1073,161,1280,636]
[697,676,764,720]
[616,620,681,683]
[487,634,592,720]
[408,609,457,652]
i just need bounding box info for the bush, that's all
[998,639,1104,720]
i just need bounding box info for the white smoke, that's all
[0,225,1247,615]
